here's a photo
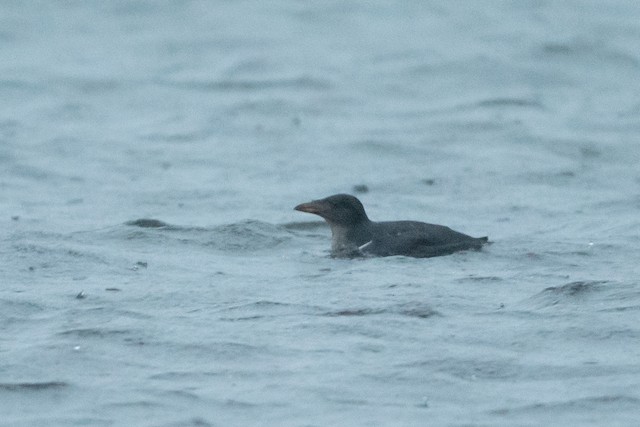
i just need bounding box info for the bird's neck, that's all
[328,221,372,255]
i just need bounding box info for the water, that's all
[2,1,640,425]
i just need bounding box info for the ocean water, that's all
[2,1,640,426]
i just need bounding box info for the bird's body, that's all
[294,194,488,258]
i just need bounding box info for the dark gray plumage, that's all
[294,194,488,258]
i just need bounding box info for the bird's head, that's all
[294,194,369,227]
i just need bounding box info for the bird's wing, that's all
[365,221,485,257]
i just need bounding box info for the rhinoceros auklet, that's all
[294,194,488,258]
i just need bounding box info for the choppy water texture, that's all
[2,1,640,426]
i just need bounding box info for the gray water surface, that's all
[2,1,640,426]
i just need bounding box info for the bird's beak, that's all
[294,200,327,215]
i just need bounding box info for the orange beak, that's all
[294,200,328,215]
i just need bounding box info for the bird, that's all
[294,194,488,258]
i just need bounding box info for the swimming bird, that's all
[294,194,488,258]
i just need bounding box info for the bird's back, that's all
[366,220,488,257]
